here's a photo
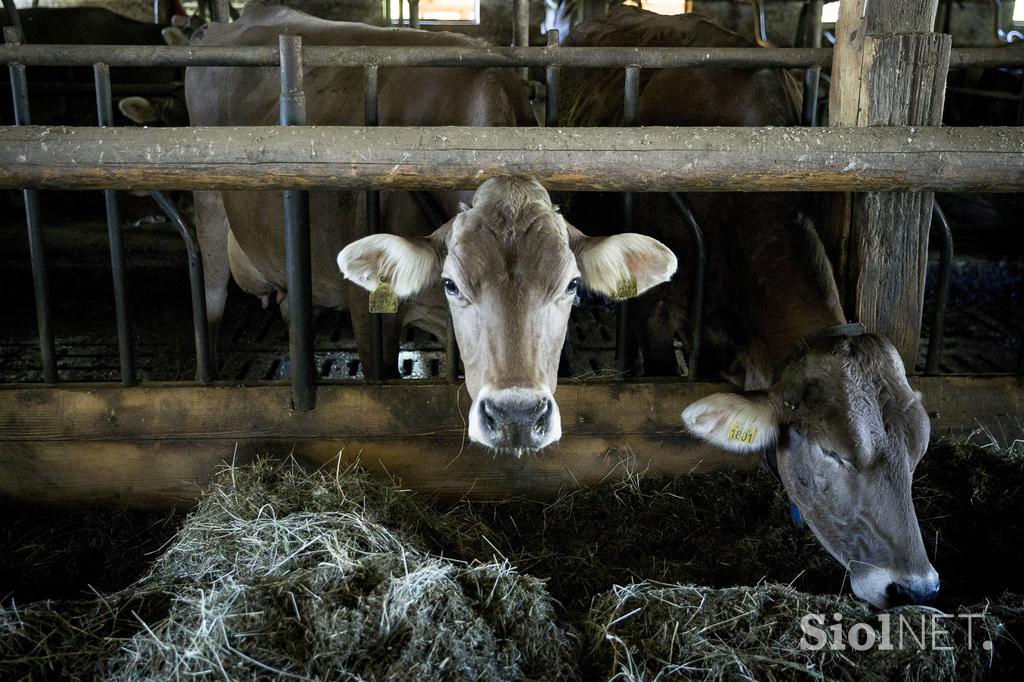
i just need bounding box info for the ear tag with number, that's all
[726,419,757,446]
[613,274,638,299]
[368,277,399,314]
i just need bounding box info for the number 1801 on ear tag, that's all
[369,277,399,314]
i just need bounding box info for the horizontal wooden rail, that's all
[0,377,1018,507]
[1,125,1023,192]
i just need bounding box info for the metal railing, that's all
[1,27,1019,407]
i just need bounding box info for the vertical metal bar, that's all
[384,0,391,25]
[280,34,316,409]
[801,0,822,127]
[750,0,774,48]
[545,29,560,127]
[6,26,56,385]
[95,63,135,385]
[616,65,641,374]
[398,0,404,26]
[212,0,231,23]
[410,0,419,29]
[364,63,385,381]
[2,0,23,37]
[514,0,529,79]
[668,193,705,381]
[150,190,213,383]
[925,201,953,375]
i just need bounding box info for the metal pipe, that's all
[5,26,56,385]
[384,0,391,26]
[750,0,775,48]
[363,63,385,381]
[0,43,1019,70]
[616,65,641,374]
[545,29,560,127]
[212,0,231,23]
[0,44,836,69]
[280,34,316,410]
[410,0,419,29]
[2,0,22,38]
[924,201,953,375]
[668,192,705,381]
[95,63,135,385]
[514,0,529,79]
[801,0,823,127]
[150,190,213,384]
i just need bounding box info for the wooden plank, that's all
[0,378,1019,507]
[1,125,1023,192]
[827,0,948,367]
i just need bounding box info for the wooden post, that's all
[827,0,951,366]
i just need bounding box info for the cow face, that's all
[339,177,676,454]
[681,334,938,609]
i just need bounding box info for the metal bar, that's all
[617,65,641,374]
[801,0,823,127]
[95,63,135,386]
[384,0,391,26]
[750,0,775,48]
[150,190,213,384]
[279,34,316,410]
[545,29,560,127]
[0,44,838,69]
[514,0,529,79]
[667,192,705,381]
[924,201,953,375]
[5,125,1024,193]
[211,0,231,23]
[398,0,404,26]
[363,63,385,381]
[410,0,419,29]
[2,0,22,38]
[5,26,56,385]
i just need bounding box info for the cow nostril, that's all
[887,581,940,607]
[480,399,499,430]
[534,398,553,431]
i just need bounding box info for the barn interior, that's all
[1,0,1023,679]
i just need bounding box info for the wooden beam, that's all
[1,125,1023,192]
[827,0,948,366]
[0,377,1019,507]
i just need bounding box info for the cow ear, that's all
[337,234,440,298]
[681,391,780,453]
[118,96,159,125]
[573,233,677,299]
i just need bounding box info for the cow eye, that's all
[566,277,580,295]
[442,278,460,297]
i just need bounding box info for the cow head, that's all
[681,334,938,609]
[339,176,676,454]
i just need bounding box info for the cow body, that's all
[565,7,937,609]
[185,5,536,375]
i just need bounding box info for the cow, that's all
[563,6,938,609]
[0,7,188,126]
[186,6,677,453]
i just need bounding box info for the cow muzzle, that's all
[468,387,561,454]
[851,565,940,609]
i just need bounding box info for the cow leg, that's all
[193,190,230,369]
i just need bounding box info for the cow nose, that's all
[886,578,941,607]
[470,389,560,453]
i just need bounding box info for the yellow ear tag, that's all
[613,274,638,299]
[726,419,757,446]
[368,277,399,314]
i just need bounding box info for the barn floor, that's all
[1,437,1022,679]
[1,191,1021,382]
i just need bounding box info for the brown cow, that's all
[187,6,677,452]
[564,6,938,609]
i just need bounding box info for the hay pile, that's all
[1,437,1023,680]
[0,460,577,681]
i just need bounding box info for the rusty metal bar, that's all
[924,201,954,375]
[150,191,213,384]
[279,34,316,410]
[410,0,419,29]
[2,0,22,38]
[5,26,56,385]
[363,63,385,381]
[95,63,135,386]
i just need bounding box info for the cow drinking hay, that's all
[0,1,1023,680]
